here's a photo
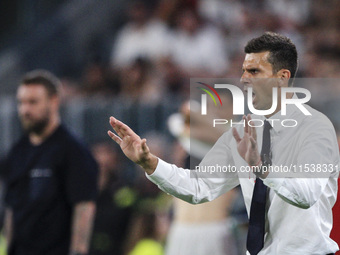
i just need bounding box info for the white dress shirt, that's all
[147,104,339,254]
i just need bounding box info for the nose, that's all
[18,102,31,116]
[240,71,251,85]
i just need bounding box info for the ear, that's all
[277,69,291,87]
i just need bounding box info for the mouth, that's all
[244,86,256,104]
[21,115,33,121]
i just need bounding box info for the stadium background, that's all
[0,0,339,254]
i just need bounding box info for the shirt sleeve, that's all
[263,117,339,209]
[64,140,98,205]
[147,130,240,204]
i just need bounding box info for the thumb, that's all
[141,139,150,153]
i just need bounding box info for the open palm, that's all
[232,115,261,166]
[108,117,150,165]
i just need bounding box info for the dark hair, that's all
[21,69,61,97]
[245,32,298,84]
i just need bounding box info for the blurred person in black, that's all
[89,141,136,255]
[0,70,98,255]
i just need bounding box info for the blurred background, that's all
[0,0,340,254]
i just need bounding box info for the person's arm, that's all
[107,117,158,175]
[108,117,239,204]
[4,208,12,247]
[263,123,339,209]
[234,115,339,209]
[69,201,96,255]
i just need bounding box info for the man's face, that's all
[17,84,52,134]
[241,51,281,111]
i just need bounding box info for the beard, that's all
[20,112,50,135]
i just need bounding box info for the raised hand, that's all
[232,114,261,167]
[107,117,158,174]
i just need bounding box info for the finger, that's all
[116,120,129,136]
[251,122,257,141]
[247,114,257,140]
[116,119,138,138]
[109,117,123,137]
[109,117,126,136]
[247,114,252,137]
[116,128,125,140]
[107,130,122,145]
[133,139,145,155]
[249,136,257,149]
[109,116,118,129]
[108,117,124,139]
[109,116,135,138]
[232,127,241,143]
[243,115,248,134]
[141,138,150,154]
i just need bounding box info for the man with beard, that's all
[0,70,98,255]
